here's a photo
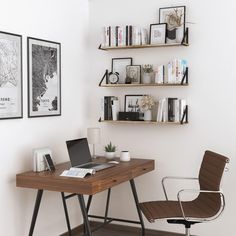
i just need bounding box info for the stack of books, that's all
[101,26,148,47]
[157,98,187,122]
[101,96,119,120]
[154,59,187,84]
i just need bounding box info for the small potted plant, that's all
[142,64,153,84]
[139,95,155,121]
[104,142,116,160]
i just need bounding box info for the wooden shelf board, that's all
[100,83,188,88]
[100,42,189,50]
[100,120,188,125]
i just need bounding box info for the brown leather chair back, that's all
[193,150,229,218]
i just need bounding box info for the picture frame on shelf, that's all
[27,37,61,118]
[126,65,141,84]
[159,6,186,43]
[112,57,132,84]
[0,31,23,120]
[124,95,145,121]
[149,23,167,44]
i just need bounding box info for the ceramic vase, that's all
[144,110,152,121]
[142,73,152,84]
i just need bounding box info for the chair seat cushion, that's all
[139,198,220,223]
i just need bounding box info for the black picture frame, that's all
[124,94,144,113]
[0,31,23,120]
[149,23,167,44]
[159,6,186,43]
[27,37,61,118]
[126,65,141,84]
[112,57,132,84]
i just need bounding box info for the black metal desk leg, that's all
[130,179,145,236]
[61,192,72,236]
[104,188,111,223]
[78,194,92,236]
[29,189,43,236]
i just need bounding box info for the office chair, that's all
[139,150,229,236]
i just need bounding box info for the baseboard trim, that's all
[60,221,187,236]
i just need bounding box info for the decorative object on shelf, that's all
[87,127,101,159]
[120,151,130,162]
[125,95,144,121]
[118,112,140,121]
[149,23,167,45]
[139,95,155,121]
[102,96,118,120]
[104,142,116,160]
[111,98,119,121]
[0,31,22,120]
[126,65,141,84]
[108,72,119,84]
[112,57,132,84]
[159,6,186,43]
[142,64,153,84]
[27,37,61,118]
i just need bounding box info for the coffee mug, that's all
[120,151,130,162]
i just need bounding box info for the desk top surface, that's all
[16,157,155,195]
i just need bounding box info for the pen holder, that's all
[120,151,130,162]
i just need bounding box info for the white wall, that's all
[0,0,90,235]
[88,0,236,236]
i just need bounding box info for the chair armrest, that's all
[177,189,225,222]
[162,176,198,200]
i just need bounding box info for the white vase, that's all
[142,73,152,84]
[175,27,183,43]
[105,152,115,160]
[144,110,152,121]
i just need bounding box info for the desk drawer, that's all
[131,161,154,178]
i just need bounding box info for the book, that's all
[61,167,96,178]
[104,96,118,120]
[168,98,178,122]
[154,65,164,84]
[141,28,148,45]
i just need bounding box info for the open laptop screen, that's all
[66,138,92,167]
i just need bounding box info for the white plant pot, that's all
[144,110,152,121]
[105,152,115,160]
[142,73,152,84]
[175,27,183,43]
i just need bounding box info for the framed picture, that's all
[28,37,61,118]
[0,31,22,120]
[125,95,144,113]
[112,57,132,84]
[159,6,186,43]
[126,65,141,84]
[149,23,167,44]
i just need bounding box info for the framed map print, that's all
[0,31,22,120]
[27,37,61,117]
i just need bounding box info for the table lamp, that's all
[87,127,101,158]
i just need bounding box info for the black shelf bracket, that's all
[181,67,188,85]
[181,27,189,45]
[99,70,109,86]
[180,105,188,124]
[98,44,106,50]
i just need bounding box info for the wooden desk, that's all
[16,157,155,236]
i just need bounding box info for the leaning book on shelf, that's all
[61,167,96,178]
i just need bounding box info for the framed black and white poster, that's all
[0,31,22,120]
[149,23,167,44]
[112,57,132,84]
[126,65,141,84]
[159,6,186,43]
[125,95,143,113]
[27,37,61,118]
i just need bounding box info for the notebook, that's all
[66,138,115,171]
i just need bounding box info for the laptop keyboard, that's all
[80,163,100,169]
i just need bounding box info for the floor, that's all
[61,222,186,236]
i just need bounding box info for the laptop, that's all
[66,138,115,171]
